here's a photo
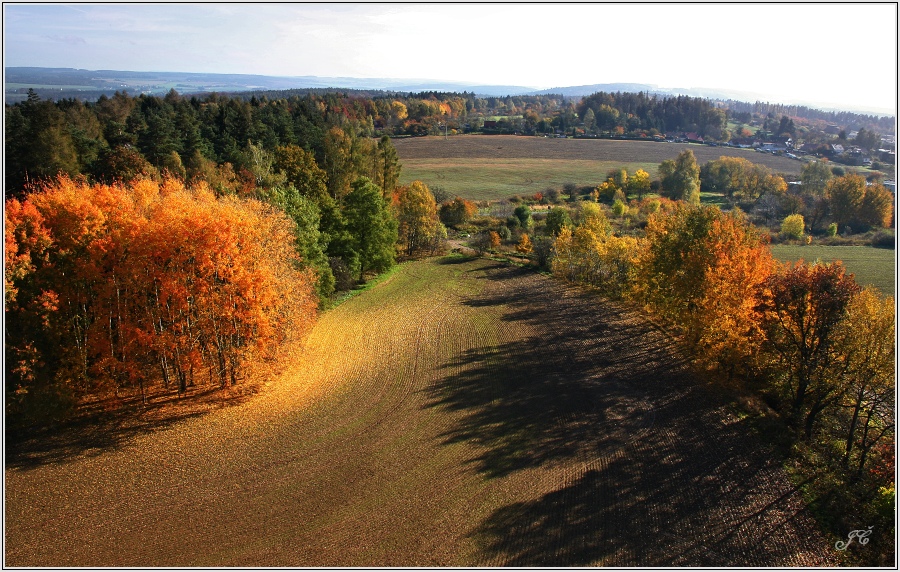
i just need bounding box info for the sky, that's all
[3,3,897,114]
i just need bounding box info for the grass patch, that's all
[400,158,656,201]
[769,244,896,296]
[394,135,804,202]
[699,191,728,207]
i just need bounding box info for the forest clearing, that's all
[5,256,840,567]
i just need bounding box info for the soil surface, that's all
[5,257,838,566]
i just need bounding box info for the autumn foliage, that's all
[438,196,477,227]
[550,198,894,539]
[5,176,318,426]
[637,204,776,373]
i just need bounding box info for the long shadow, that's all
[5,392,222,471]
[435,254,479,265]
[426,263,682,478]
[424,262,834,566]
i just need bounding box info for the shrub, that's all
[871,230,895,249]
[545,207,572,236]
[780,214,805,240]
[471,230,501,254]
[330,256,357,291]
[438,196,477,227]
[516,233,533,254]
[430,186,451,205]
[513,204,533,229]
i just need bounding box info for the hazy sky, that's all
[3,3,897,113]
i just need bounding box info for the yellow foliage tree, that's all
[393,180,441,257]
[516,233,533,254]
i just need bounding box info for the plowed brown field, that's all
[5,257,839,567]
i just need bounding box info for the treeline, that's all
[577,92,728,139]
[549,200,894,560]
[6,171,452,429]
[5,87,765,201]
[5,177,319,426]
[699,155,894,236]
[723,99,895,132]
[591,148,893,238]
[6,86,469,428]
[4,88,570,196]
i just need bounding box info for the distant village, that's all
[659,128,896,192]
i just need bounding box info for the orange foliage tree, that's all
[636,204,775,374]
[5,176,318,426]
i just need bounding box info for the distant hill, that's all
[533,83,661,97]
[3,67,537,101]
[4,67,894,116]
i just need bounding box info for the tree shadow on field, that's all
[426,263,684,479]
[424,263,836,567]
[435,254,479,265]
[5,386,238,471]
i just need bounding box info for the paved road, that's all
[5,258,839,566]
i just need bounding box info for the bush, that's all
[438,197,477,227]
[545,207,572,236]
[827,222,838,237]
[532,235,554,269]
[780,213,805,240]
[871,230,895,249]
[430,186,451,205]
[330,256,357,291]
[516,233,533,254]
[514,204,533,229]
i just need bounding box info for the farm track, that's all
[5,257,838,567]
